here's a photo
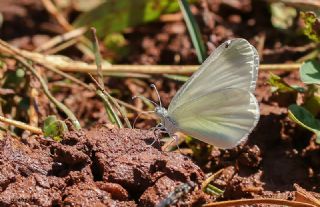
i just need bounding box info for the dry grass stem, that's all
[203,198,317,207]
[0,115,42,134]
[35,27,87,52]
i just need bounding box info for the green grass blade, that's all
[91,28,125,128]
[178,0,206,63]
[92,28,105,88]
[97,90,123,128]
[205,184,224,196]
[163,74,189,82]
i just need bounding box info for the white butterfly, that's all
[137,38,260,149]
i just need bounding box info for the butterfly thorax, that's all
[154,106,177,136]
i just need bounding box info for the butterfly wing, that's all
[168,38,259,113]
[168,88,259,149]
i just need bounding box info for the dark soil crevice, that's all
[90,151,104,181]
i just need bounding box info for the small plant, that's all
[269,11,320,143]
[269,60,320,143]
[43,115,68,141]
[289,60,320,143]
[301,11,320,43]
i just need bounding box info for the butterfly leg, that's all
[162,134,181,153]
[148,123,167,147]
[172,134,181,153]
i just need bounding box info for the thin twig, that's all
[294,184,320,206]
[45,38,79,55]
[41,0,73,30]
[40,0,94,59]
[203,198,316,207]
[17,46,303,74]
[35,57,93,91]
[263,43,317,55]
[28,86,39,128]
[297,49,320,63]
[57,63,302,74]
[0,115,42,134]
[0,40,81,129]
[0,38,145,116]
[35,27,87,52]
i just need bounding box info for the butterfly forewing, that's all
[168,38,259,114]
[169,88,259,149]
[164,38,260,148]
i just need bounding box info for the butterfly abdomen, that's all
[162,115,178,136]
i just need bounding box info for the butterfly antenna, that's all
[132,95,158,107]
[150,84,162,108]
[132,111,155,129]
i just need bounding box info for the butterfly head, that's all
[154,106,168,118]
[149,83,168,118]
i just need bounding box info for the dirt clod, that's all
[0,126,208,206]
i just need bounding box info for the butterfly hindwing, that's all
[169,88,259,149]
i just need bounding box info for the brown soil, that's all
[0,125,209,206]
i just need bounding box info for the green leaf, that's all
[73,0,182,37]
[288,104,320,143]
[301,11,320,43]
[268,73,297,93]
[303,93,320,115]
[270,2,297,29]
[178,0,206,63]
[291,85,305,93]
[43,115,68,141]
[300,60,320,85]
